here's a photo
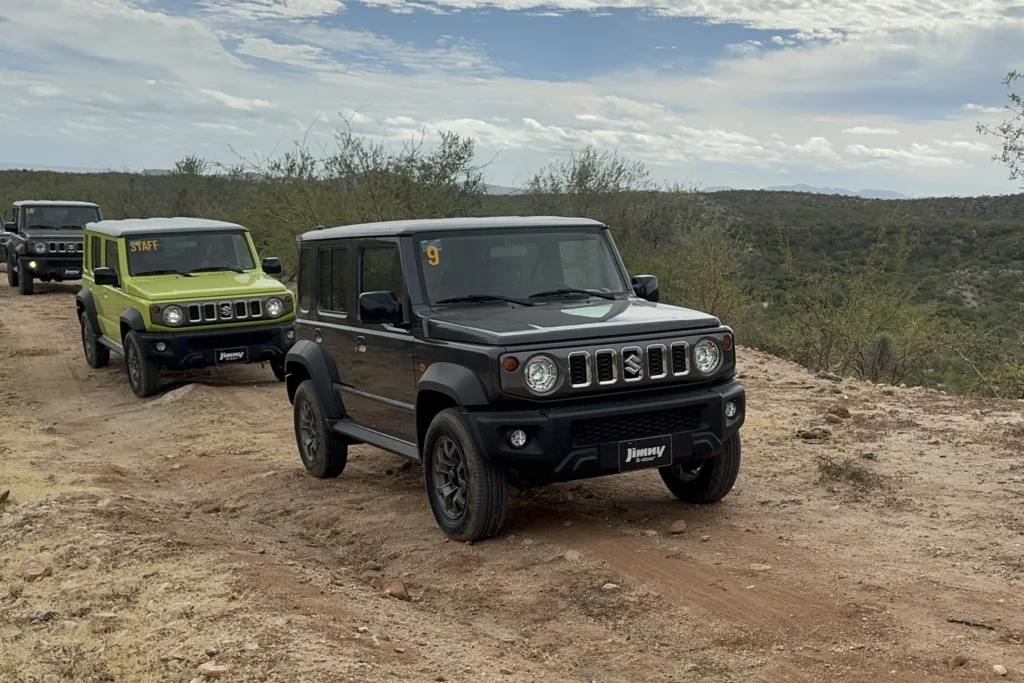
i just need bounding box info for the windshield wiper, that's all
[435,294,535,306]
[188,265,246,274]
[528,287,616,300]
[135,268,193,277]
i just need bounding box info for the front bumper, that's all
[20,256,83,280]
[465,378,745,486]
[134,320,296,371]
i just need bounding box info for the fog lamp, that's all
[286,328,295,340]
[156,342,167,352]
[725,401,738,419]
[509,430,527,448]
[28,260,37,269]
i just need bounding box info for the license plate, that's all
[63,269,80,277]
[618,434,673,472]
[215,347,248,364]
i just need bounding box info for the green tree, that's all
[976,70,1024,185]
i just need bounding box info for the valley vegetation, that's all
[2,75,1022,398]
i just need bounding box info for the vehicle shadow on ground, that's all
[3,281,80,297]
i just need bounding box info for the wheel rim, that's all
[673,462,705,482]
[82,322,94,363]
[298,400,318,466]
[127,341,141,388]
[432,436,468,521]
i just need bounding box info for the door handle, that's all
[314,328,322,343]
[355,336,366,353]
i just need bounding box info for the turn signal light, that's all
[502,357,519,372]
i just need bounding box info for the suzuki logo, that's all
[623,349,643,378]
[220,303,233,318]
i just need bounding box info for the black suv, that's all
[284,216,745,542]
[4,200,102,295]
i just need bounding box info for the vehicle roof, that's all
[84,217,249,237]
[298,216,607,242]
[13,200,100,208]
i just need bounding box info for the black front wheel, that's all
[80,314,110,369]
[17,262,32,295]
[293,380,347,478]
[270,357,286,382]
[422,408,508,543]
[124,331,161,398]
[6,257,17,287]
[659,432,742,504]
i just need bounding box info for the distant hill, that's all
[703,184,908,199]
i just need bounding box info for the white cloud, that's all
[0,0,1019,196]
[199,89,274,111]
[963,102,1004,114]
[200,0,345,20]
[843,126,900,135]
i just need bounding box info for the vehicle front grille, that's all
[169,297,281,327]
[595,350,616,383]
[570,341,692,390]
[46,241,82,253]
[568,352,590,387]
[571,405,704,447]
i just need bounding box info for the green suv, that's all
[75,217,297,397]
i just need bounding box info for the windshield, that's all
[23,205,100,231]
[126,232,256,276]
[416,228,628,304]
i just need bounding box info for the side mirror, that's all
[631,275,659,302]
[4,222,16,233]
[262,256,282,275]
[359,291,402,325]
[94,267,119,287]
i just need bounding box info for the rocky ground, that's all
[1,276,1023,683]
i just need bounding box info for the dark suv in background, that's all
[284,216,745,542]
[4,200,102,295]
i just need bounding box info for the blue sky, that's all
[0,0,1021,197]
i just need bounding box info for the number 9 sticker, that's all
[421,239,442,266]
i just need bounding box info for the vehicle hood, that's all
[22,230,85,240]
[125,271,291,302]
[421,297,722,345]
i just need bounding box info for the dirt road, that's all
[1,276,1023,683]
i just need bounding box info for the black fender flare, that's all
[75,288,101,335]
[285,339,345,419]
[417,362,490,407]
[119,307,147,340]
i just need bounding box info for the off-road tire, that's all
[270,357,287,382]
[80,314,110,369]
[422,407,508,543]
[124,331,161,398]
[293,380,347,478]
[7,256,18,287]
[17,262,33,295]
[659,432,741,504]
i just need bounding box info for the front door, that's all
[95,237,125,343]
[344,239,416,443]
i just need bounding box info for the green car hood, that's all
[125,271,291,302]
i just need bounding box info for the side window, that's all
[11,208,19,228]
[319,246,349,314]
[298,246,313,313]
[361,244,404,294]
[90,236,102,272]
[104,239,120,280]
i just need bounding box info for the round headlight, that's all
[162,305,184,326]
[265,297,284,317]
[523,355,559,395]
[693,339,722,375]
[32,241,46,254]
